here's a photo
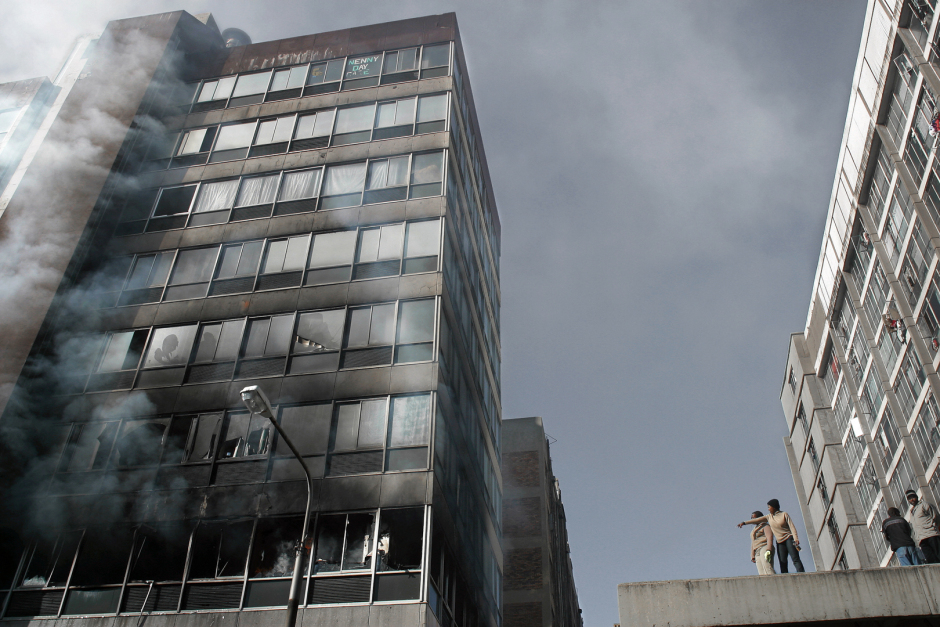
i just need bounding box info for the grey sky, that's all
[1,1,868,625]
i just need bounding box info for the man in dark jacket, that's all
[882,506,922,565]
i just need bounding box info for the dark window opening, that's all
[70,527,134,586]
[248,516,303,578]
[189,520,253,579]
[376,508,423,571]
[128,522,194,582]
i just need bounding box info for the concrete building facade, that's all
[500,418,581,627]
[781,0,940,570]
[0,11,503,627]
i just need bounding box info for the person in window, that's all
[153,334,180,363]
[882,506,922,565]
[747,510,775,575]
[737,499,804,573]
[906,490,940,563]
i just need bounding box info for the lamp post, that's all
[239,385,311,627]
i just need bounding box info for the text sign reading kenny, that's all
[346,55,382,79]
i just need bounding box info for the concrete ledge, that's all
[618,566,940,627]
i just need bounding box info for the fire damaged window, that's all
[375,508,423,572]
[112,418,170,467]
[248,516,303,578]
[70,527,134,586]
[127,522,194,582]
[288,309,345,375]
[270,403,332,481]
[60,421,119,472]
[313,513,375,573]
[218,411,271,459]
[19,531,81,587]
[189,520,254,579]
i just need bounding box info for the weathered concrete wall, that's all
[618,566,940,627]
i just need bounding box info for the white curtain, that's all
[323,163,366,196]
[366,160,388,190]
[193,180,239,213]
[279,169,321,201]
[236,175,279,206]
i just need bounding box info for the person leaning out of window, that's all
[737,499,804,573]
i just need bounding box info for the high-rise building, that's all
[0,11,503,627]
[501,418,582,627]
[781,0,940,570]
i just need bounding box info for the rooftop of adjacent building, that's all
[618,565,940,627]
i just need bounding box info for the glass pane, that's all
[357,229,380,262]
[378,224,404,260]
[153,186,196,216]
[215,76,236,99]
[270,69,291,92]
[219,413,249,458]
[283,236,310,271]
[370,304,395,345]
[323,163,366,196]
[345,54,382,80]
[357,399,386,448]
[170,248,218,284]
[197,81,218,103]
[194,323,223,362]
[367,160,390,190]
[395,99,416,125]
[279,169,321,201]
[334,104,375,134]
[263,240,288,274]
[383,52,399,73]
[294,114,316,139]
[193,180,239,213]
[216,320,246,361]
[388,395,431,447]
[216,245,242,279]
[404,220,441,258]
[397,300,434,344]
[265,315,294,356]
[294,309,344,352]
[272,116,294,143]
[277,404,332,456]
[162,417,193,465]
[387,157,409,187]
[151,252,175,286]
[325,60,344,81]
[114,419,168,467]
[416,94,446,123]
[334,404,361,451]
[421,44,449,69]
[314,515,345,573]
[179,128,207,154]
[214,122,256,150]
[400,48,417,71]
[307,63,327,85]
[309,231,356,268]
[287,66,307,88]
[233,71,272,97]
[342,514,375,570]
[411,152,443,184]
[345,308,371,348]
[255,120,277,145]
[143,325,198,368]
[188,413,222,461]
[126,255,156,290]
[244,319,271,357]
[98,332,135,372]
[237,241,264,276]
[313,110,335,136]
[376,103,397,128]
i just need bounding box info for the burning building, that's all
[0,11,502,627]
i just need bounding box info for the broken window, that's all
[184,413,223,462]
[218,411,271,459]
[248,516,303,578]
[288,309,345,374]
[63,422,119,472]
[189,520,254,579]
[96,330,148,373]
[376,508,423,571]
[70,527,134,585]
[19,532,81,587]
[128,522,194,582]
[313,513,375,573]
[161,415,196,465]
[151,185,197,218]
[113,418,170,467]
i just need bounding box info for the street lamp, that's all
[240,385,312,627]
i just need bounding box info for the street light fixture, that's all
[239,385,311,627]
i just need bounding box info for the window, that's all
[292,110,335,150]
[889,452,918,512]
[237,315,295,379]
[321,162,367,209]
[18,532,81,587]
[333,103,376,145]
[196,76,236,107]
[288,309,345,375]
[912,393,940,468]
[305,59,344,95]
[821,350,841,403]
[258,236,310,291]
[190,180,239,226]
[410,151,444,198]
[269,65,308,97]
[211,241,263,295]
[807,437,820,471]
[138,324,198,387]
[416,94,447,133]
[365,157,409,203]
[374,98,416,140]
[845,426,866,474]
[355,223,404,278]
[905,88,936,184]
[231,71,273,106]
[420,43,450,78]
[147,185,197,231]
[113,418,170,467]
[313,513,375,573]
[857,459,879,513]
[881,185,913,265]
[817,475,830,508]
[60,421,119,472]
[189,520,253,579]
[386,395,431,471]
[877,408,901,462]
[395,299,435,362]
[180,413,224,462]
[249,115,296,157]
[248,516,303,579]
[188,319,246,382]
[128,522,194,583]
[276,167,323,214]
[796,403,808,436]
[235,174,280,213]
[210,121,255,162]
[900,219,931,307]
[788,366,797,394]
[175,127,218,164]
[87,329,148,391]
[827,512,841,547]
[306,231,357,285]
[895,349,925,414]
[382,47,419,83]
[117,251,174,306]
[270,404,332,480]
[218,411,271,459]
[837,552,849,571]
[164,247,220,300]
[375,508,424,573]
[869,499,889,560]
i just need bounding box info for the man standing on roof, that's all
[738,499,805,573]
[906,490,940,564]
[881,506,922,565]
[748,510,775,575]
